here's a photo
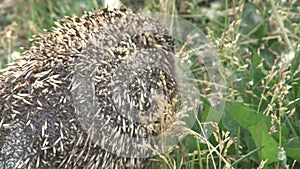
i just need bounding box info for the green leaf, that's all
[251,52,267,87]
[249,120,278,163]
[283,137,300,161]
[240,2,265,38]
[225,101,265,128]
[290,50,299,74]
[225,101,279,164]
[182,134,199,153]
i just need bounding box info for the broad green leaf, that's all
[240,2,265,38]
[283,137,300,161]
[225,101,266,128]
[251,52,267,87]
[225,101,279,164]
[182,134,199,153]
[249,120,278,163]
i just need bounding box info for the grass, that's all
[0,0,299,168]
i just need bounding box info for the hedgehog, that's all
[0,6,179,169]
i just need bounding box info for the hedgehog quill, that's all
[0,6,180,169]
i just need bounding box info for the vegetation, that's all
[0,0,299,168]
